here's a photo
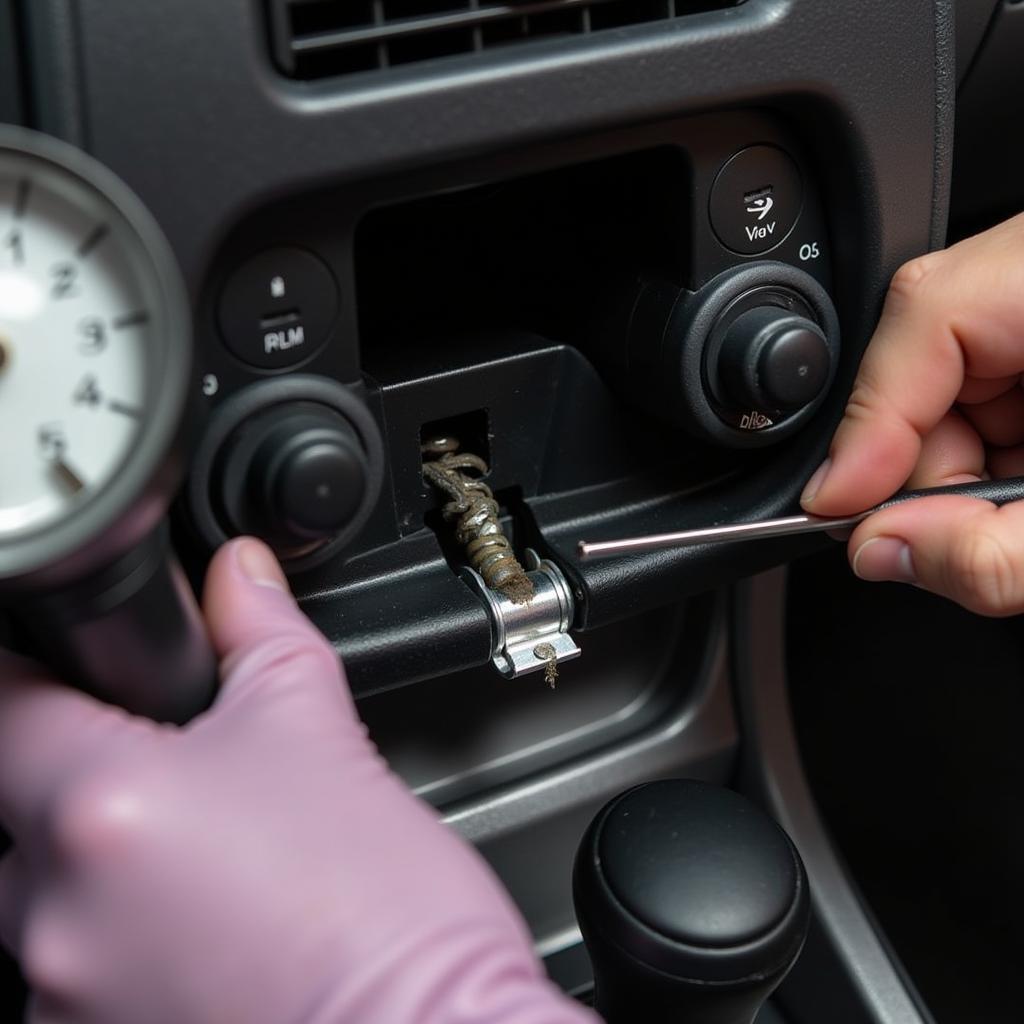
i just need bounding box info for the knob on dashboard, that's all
[621,262,840,448]
[188,376,385,570]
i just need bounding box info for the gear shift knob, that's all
[573,780,810,1024]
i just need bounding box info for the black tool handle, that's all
[879,475,1024,512]
[15,527,216,724]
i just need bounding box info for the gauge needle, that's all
[577,476,1024,560]
[53,457,86,495]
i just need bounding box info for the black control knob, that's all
[190,377,385,571]
[213,400,372,557]
[716,306,831,413]
[573,780,810,1024]
[247,410,367,544]
[615,263,840,447]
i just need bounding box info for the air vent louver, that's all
[268,0,745,82]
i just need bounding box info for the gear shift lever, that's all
[573,780,810,1024]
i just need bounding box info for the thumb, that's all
[848,496,1024,616]
[201,538,355,717]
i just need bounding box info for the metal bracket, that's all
[461,549,581,679]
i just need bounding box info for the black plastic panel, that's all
[0,1,24,125]
[32,0,949,291]
[950,1,1024,236]
[955,0,1001,84]
[19,0,954,686]
[788,548,1024,1021]
[361,601,698,805]
[734,572,935,1024]
[179,111,836,683]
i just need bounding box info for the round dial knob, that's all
[618,264,840,448]
[190,377,385,572]
[716,306,831,414]
[217,402,369,553]
[248,410,367,544]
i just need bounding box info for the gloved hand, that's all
[801,211,1024,615]
[0,538,598,1024]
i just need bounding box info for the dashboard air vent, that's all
[268,0,745,81]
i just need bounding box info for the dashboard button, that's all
[709,145,803,255]
[217,247,338,369]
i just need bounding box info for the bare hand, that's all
[801,212,1024,614]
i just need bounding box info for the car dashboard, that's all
[3,1,1024,1020]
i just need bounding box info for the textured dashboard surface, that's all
[27,0,948,290]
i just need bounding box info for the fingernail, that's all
[800,458,831,507]
[235,539,289,592]
[852,537,917,583]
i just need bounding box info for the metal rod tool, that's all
[578,476,1024,560]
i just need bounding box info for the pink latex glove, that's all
[0,538,598,1024]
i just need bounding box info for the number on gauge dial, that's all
[0,170,149,537]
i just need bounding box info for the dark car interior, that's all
[3,0,1024,1020]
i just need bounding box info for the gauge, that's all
[0,127,212,723]
[0,126,190,590]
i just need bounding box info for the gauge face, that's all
[0,164,150,537]
[0,128,189,586]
